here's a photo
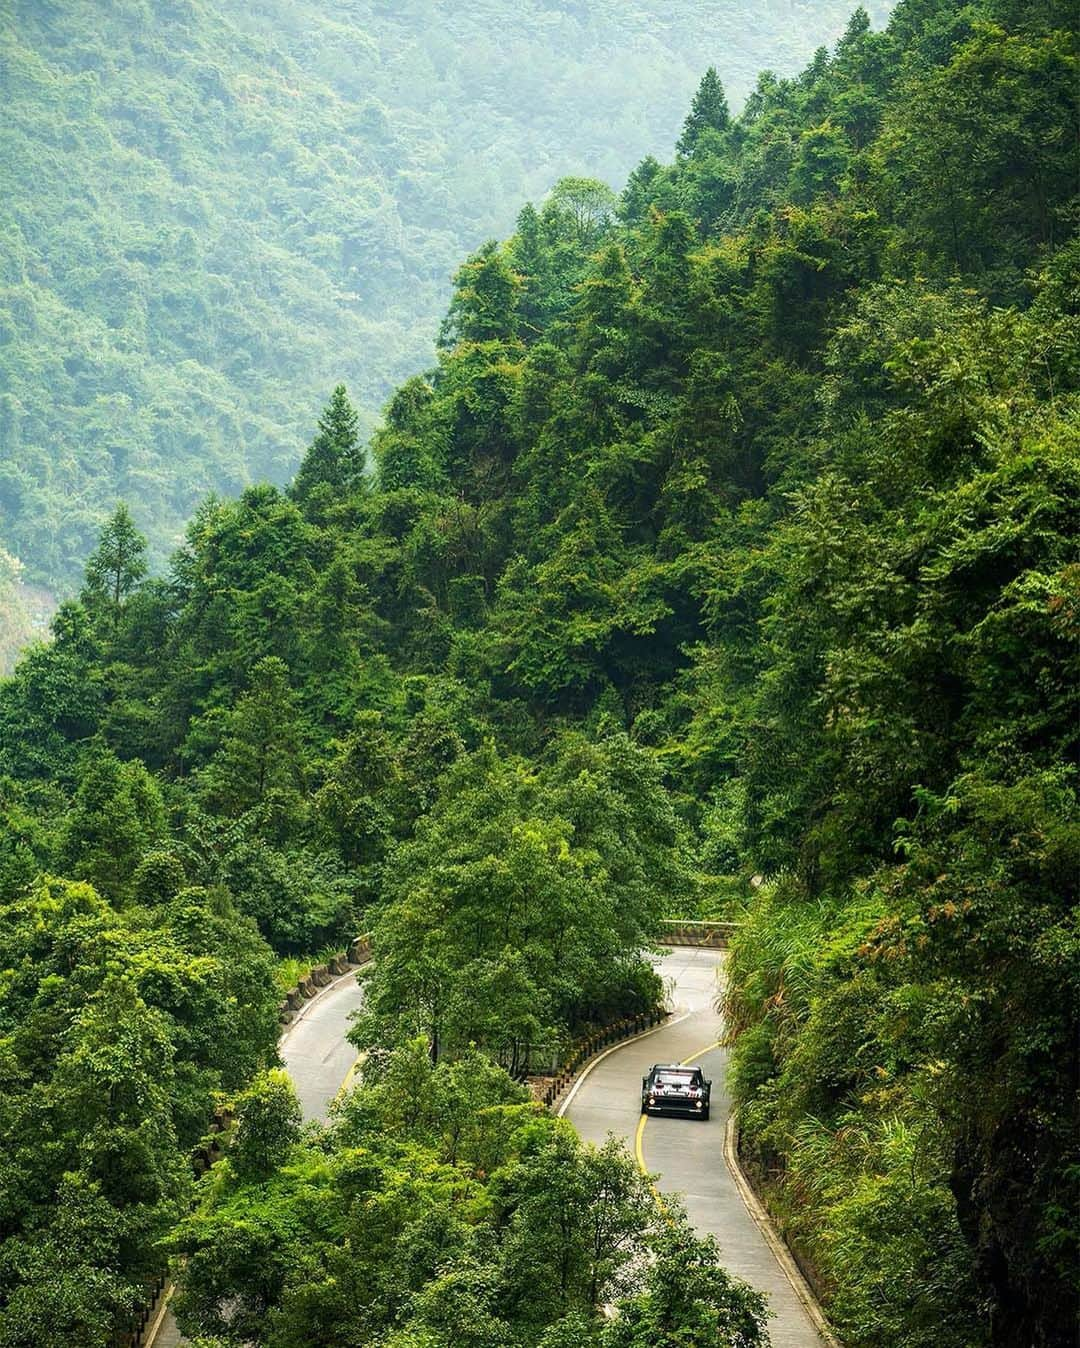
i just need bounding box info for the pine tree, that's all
[510,202,549,336]
[200,656,304,815]
[620,156,662,226]
[82,503,147,630]
[836,5,871,56]
[291,384,364,505]
[676,67,730,156]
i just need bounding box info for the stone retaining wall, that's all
[277,935,373,1025]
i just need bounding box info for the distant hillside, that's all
[0,0,890,593]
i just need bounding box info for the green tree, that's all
[313,709,400,867]
[198,656,304,818]
[605,1221,768,1347]
[353,742,663,1066]
[58,747,166,902]
[82,503,148,631]
[789,120,851,202]
[544,177,618,247]
[677,68,730,156]
[230,1070,302,1181]
[498,1131,656,1319]
[440,241,522,347]
[290,385,365,508]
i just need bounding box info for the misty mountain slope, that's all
[0,0,890,592]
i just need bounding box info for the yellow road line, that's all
[635,1039,722,1177]
[333,1051,365,1103]
[634,1110,649,1173]
[680,1041,720,1067]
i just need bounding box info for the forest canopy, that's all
[0,0,887,601]
[0,0,1076,1344]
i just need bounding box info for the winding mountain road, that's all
[562,947,828,1347]
[279,967,367,1120]
[150,950,828,1347]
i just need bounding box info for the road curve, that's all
[279,968,367,1121]
[562,947,827,1348]
[155,952,826,1347]
[147,970,368,1346]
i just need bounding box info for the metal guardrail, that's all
[657,919,738,948]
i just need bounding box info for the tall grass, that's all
[273,945,350,994]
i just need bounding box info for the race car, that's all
[641,1063,711,1120]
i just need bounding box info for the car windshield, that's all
[655,1071,695,1086]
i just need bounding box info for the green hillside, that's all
[0,0,888,596]
[0,0,1076,1344]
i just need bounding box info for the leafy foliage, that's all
[0,876,280,1342]
[0,0,1076,1342]
[169,1046,768,1347]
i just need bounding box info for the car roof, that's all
[651,1063,695,1071]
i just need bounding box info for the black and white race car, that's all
[641,1063,711,1120]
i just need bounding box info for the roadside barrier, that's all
[656,918,737,947]
[122,1272,168,1347]
[277,935,373,1026]
[532,1007,669,1109]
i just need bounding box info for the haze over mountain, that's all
[1,0,890,610]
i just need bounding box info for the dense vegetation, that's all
[0,0,1076,1343]
[0,0,884,604]
[0,491,685,1337]
[170,1050,768,1347]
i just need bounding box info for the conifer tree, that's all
[200,656,303,814]
[290,384,364,505]
[510,202,549,336]
[836,5,871,56]
[676,68,730,156]
[82,503,147,622]
[620,156,663,226]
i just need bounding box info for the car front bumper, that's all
[644,1098,708,1115]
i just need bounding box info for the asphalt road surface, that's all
[562,947,827,1348]
[279,968,368,1121]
